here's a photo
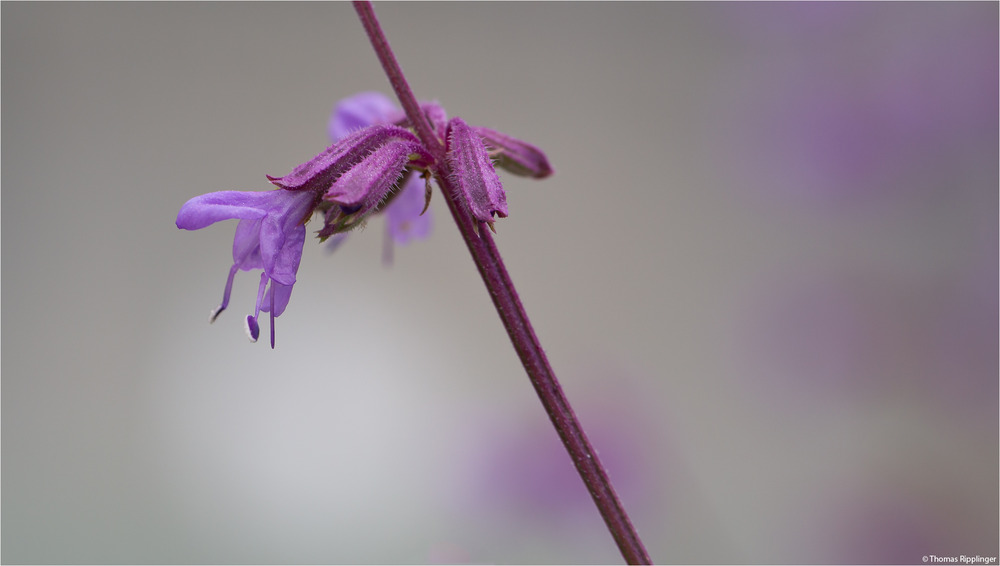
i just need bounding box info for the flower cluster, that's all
[176,92,551,347]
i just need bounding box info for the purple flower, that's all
[327,91,401,141]
[384,172,432,244]
[175,120,433,347]
[317,131,433,238]
[177,92,552,347]
[328,92,434,248]
[327,92,552,238]
[176,188,318,348]
[710,3,996,208]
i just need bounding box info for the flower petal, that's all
[260,281,293,317]
[255,190,315,285]
[446,117,508,222]
[231,218,264,270]
[261,222,305,286]
[386,174,433,245]
[176,190,272,230]
[328,91,399,141]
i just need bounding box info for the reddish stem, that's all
[353,2,652,564]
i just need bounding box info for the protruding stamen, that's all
[245,315,260,342]
[253,272,268,319]
[210,305,226,323]
[269,289,276,350]
[421,172,433,216]
[210,264,240,323]
[242,272,269,344]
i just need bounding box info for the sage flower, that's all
[318,133,433,238]
[328,90,402,141]
[177,91,552,347]
[175,188,318,348]
[329,91,552,229]
[328,91,434,247]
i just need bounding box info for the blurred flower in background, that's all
[710,1,998,417]
[708,3,997,562]
[473,397,652,520]
[457,365,668,562]
[737,261,998,415]
[712,2,997,209]
[817,473,996,565]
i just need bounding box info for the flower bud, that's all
[446,117,508,222]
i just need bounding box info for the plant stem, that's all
[353,3,652,564]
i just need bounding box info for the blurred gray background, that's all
[3,2,997,564]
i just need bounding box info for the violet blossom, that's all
[174,4,647,560]
[328,92,552,241]
[175,188,318,348]
[175,122,431,348]
[178,91,551,347]
[328,91,433,248]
